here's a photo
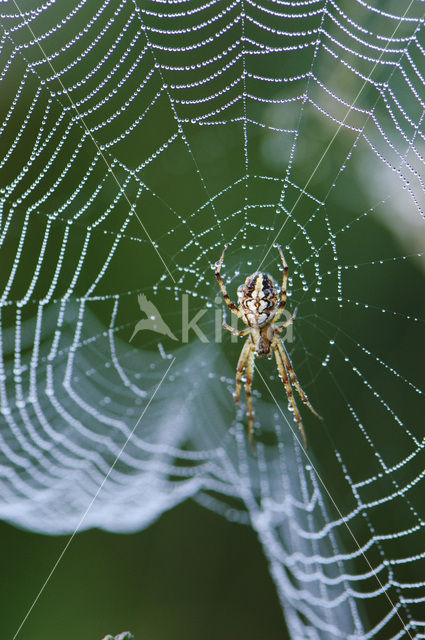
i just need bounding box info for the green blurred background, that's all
[2,500,287,640]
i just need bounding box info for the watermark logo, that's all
[130,294,178,342]
[131,293,294,344]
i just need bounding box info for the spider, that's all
[214,243,321,449]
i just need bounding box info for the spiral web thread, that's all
[1,1,425,638]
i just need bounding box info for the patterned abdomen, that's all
[237,272,279,328]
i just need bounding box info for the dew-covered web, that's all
[1,0,425,638]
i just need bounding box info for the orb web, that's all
[0,1,425,638]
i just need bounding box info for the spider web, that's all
[1,0,425,638]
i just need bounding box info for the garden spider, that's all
[214,243,321,449]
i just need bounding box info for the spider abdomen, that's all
[238,272,279,328]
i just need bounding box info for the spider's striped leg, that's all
[214,245,240,317]
[235,338,251,405]
[275,307,297,335]
[273,243,288,323]
[223,322,250,337]
[244,344,256,450]
[275,337,322,420]
[273,345,307,447]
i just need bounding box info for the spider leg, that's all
[245,344,256,450]
[275,336,322,420]
[273,344,307,447]
[223,321,250,337]
[275,307,297,335]
[214,245,241,317]
[273,243,288,323]
[235,338,251,405]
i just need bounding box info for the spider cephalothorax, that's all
[214,243,321,449]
